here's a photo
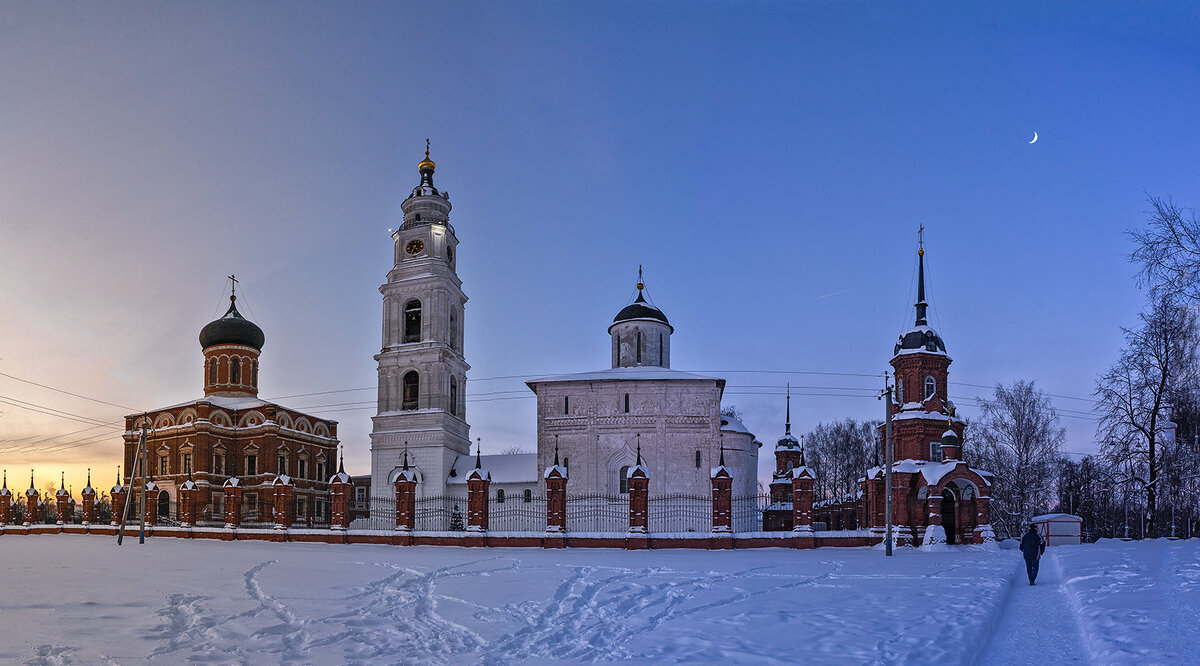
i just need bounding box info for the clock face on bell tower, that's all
[405,239,424,255]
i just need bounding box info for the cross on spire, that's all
[425,138,430,159]
[784,383,792,436]
[228,274,238,303]
[915,227,928,326]
[636,265,644,294]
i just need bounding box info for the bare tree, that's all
[1130,196,1200,303]
[1094,295,1199,536]
[972,380,1065,537]
[804,419,877,501]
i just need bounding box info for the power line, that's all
[0,371,137,411]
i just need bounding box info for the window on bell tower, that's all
[208,358,217,384]
[450,376,458,415]
[924,376,936,400]
[230,357,240,384]
[404,300,421,343]
[402,371,419,410]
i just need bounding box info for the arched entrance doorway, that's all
[940,489,957,544]
[157,490,171,521]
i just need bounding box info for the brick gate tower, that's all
[370,144,471,498]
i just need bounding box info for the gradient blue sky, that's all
[2,2,1199,493]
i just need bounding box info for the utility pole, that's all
[117,417,147,545]
[879,372,894,556]
[139,420,149,544]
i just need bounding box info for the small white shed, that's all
[1032,513,1082,546]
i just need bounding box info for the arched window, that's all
[523,488,532,503]
[619,466,630,494]
[564,457,569,471]
[208,358,217,384]
[449,376,458,415]
[896,378,904,404]
[564,396,570,414]
[157,491,170,520]
[695,450,701,468]
[403,300,421,343]
[496,489,505,503]
[230,357,240,384]
[924,376,936,400]
[251,360,258,386]
[659,333,663,365]
[624,393,630,413]
[636,331,642,364]
[402,371,419,410]
[449,308,458,351]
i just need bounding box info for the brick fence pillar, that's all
[178,477,197,528]
[25,473,39,527]
[273,475,294,530]
[791,466,815,547]
[329,468,351,531]
[223,478,243,529]
[466,464,491,535]
[544,456,568,541]
[710,460,733,534]
[55,474,71,526]
[144,481,159,526]
[626,459,650,549]
[81,471,96,527]
[394,468,417,534]
[0,474,10,526]
[110,479,127,527]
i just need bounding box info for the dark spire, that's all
[915,226,928,326]
[2,470,6,490]
[719,444,726,467]
[475,437,482,469]
[636,433,643,466]
[337,448,345,475]
[29,469,34,490]
[553,435,561,466]
[402,443,410,471]
[800,442,806,468]
[116,466,121,485]
[60,472,65,489]
[784,383,792,436]
[86,468,91,487]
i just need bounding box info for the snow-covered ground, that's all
[0,536,1195,664]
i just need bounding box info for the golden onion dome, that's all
[418,139,435,172]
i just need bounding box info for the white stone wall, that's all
[609,320,672,368]
[531,378,758,499]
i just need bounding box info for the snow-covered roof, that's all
[0,487,10,496]
[543,464,568,479]
[719,414,753,436]
[710,465,732,479]
[329,471,352,484]
[223,477,241,487]
[791,466,815,480]
[526,366,723,386]
[1032,513,1082,522]
[273,475,293,485]
[626,463,650,479]
[447,453,537,485]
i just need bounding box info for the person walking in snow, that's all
[1020,524,1046,585]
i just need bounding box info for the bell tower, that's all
[369,142,470,497]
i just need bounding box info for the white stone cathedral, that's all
[370,149,759,500]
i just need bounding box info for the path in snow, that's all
[978,550,1088,665]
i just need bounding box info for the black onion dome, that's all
[199,300,265,350]
[613,292,670,325]
[894,325,946,355]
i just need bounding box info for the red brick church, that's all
[769,242,995,546]
[119,283,340,526]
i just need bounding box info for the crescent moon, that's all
[1029,131,1038,144]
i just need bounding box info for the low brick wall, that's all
[0,523,882,549]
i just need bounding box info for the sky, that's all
[1,1,1199,495]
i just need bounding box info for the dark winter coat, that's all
[1020,530,1045,560]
